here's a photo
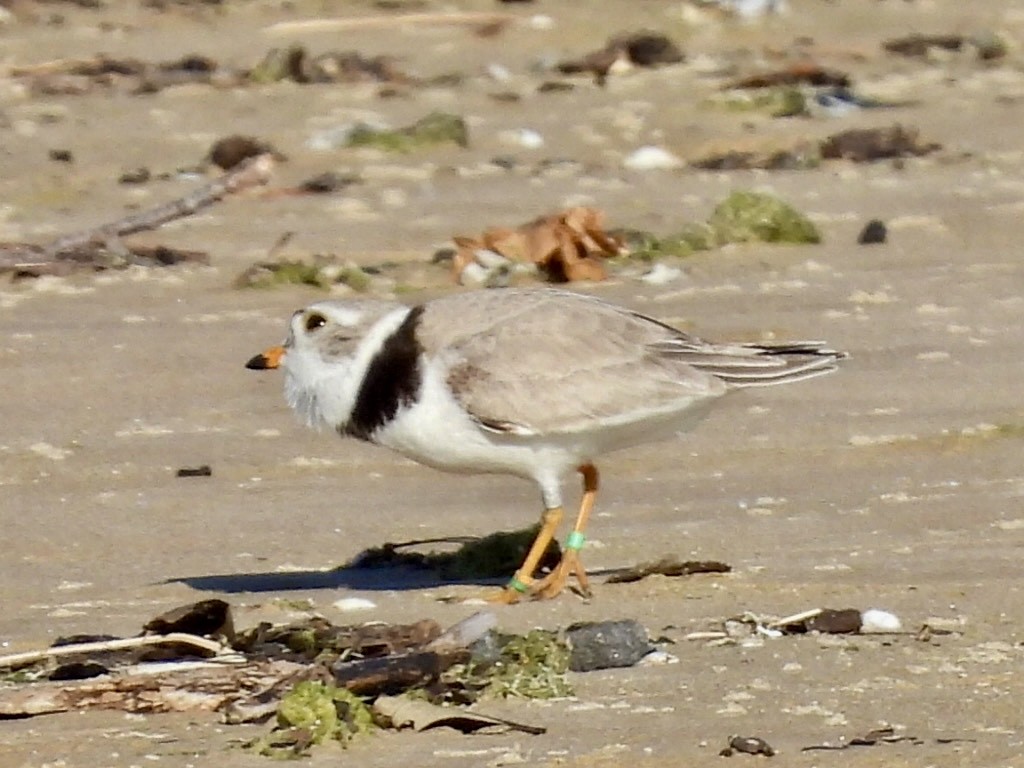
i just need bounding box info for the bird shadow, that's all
[165,565,486,594]
[164,532,629,594]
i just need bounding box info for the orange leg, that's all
[533,464,598,600]
[488,505,564,604]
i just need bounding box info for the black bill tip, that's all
[245,353,271,370]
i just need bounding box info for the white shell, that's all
[860,608,902,633]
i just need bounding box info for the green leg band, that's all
[507,576,530,594]
[565,531,586,551]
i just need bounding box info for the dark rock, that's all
[143,598,233,639]
[857,219,887,245]
[49,661,110,681]
[565,619,650,672]
[721,735,776,757]
[806,608,863,634]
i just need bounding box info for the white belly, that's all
[371,361,723,508]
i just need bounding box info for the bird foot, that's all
[473,555,591,603]
[531,551,591,600]
[482,585,526,604]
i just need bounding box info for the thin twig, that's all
[768,608,824,629]
[264,11,515,36]
[41,153,276,258]
[0,632,229,669]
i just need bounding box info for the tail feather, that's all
[653,339,847,388]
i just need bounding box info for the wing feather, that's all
[413,289,844,434]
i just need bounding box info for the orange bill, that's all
[245,345,285,370]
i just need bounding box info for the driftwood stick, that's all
[42,153,275,257]
[264,11,515,36]
[0,243,49,271]
[0,632,228,669]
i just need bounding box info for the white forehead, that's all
[326,305,365,327]
[297,302,366,328]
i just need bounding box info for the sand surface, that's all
[2,0,1024,765]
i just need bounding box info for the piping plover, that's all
[247,288,845,601]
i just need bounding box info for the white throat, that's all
[283,306,412,431]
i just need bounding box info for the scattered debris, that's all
[726,63,850,90]
[820,124,940,163]
[346,112,468,152]
[12,53,224,96]
[176,465,213,478]
[0,154,274,278]
[232,616,443,662]
[248,44,420,86]
[453,206,626,283]
[1,243,211,278]
[565,620,651,672]
[235,256,374,292]
[883,32,1007,61]
[693,124,937,171]
[558,32,684,85]
[803,725,974,752]
[687,606,904,644]
[690,143,821,171]
[720,735,776,757]
[11,43,454,96]
[605,556,731,584]
[0,602,563,756]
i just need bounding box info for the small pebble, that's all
[640,262,682,285]
[119,167,151,185]
[623,145,683,171]
[48,148,74,163]
[332,597,377,612]
[500,128,545,149]
[638,650,679,666]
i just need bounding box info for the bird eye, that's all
[304,312,327,332]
